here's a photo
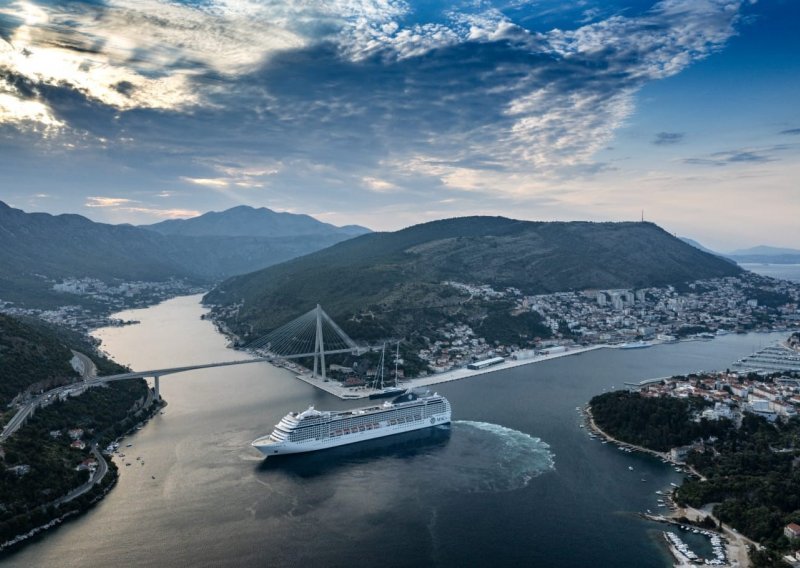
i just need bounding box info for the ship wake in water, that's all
[256,419,554,495]
[441,421,555,493]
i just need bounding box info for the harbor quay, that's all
[286,344,607,399]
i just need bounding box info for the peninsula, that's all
[589,364,800,568]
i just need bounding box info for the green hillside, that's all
[0,314,126,407]
[206,217,742,341]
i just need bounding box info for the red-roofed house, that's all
[785,523,800,540]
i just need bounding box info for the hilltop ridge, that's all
[206,216,742,341]
[142,205,370,239]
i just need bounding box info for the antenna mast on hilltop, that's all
[641,209,644,222]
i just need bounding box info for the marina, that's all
[663,528,728,566]
[733,343,800,372]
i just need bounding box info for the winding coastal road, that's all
[56,444,109,505]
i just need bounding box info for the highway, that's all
[1,354,274,441]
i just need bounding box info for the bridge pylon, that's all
[244,303,359,377]
[313,305,326,380]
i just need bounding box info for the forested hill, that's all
[206,217,742,337]
[0,313,125,407]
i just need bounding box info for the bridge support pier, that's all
[153,376,160,401]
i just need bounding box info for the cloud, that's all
[123,207,200,219]
[683,146,788,166]
[362,176,400,192]
[653,132,685,145]
[780,128,800,136]
[85,196,136,207]
[0,83,64,135]
[181,177,230,188]
[84,195,198,219]
[0,0,751,203]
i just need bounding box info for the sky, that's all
[0,0,798,250]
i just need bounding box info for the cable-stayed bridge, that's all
[2,305,362,440]
[246,304,360,380]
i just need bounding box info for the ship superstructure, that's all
[252,390,451,457]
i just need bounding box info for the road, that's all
[55,444,109,506]
[70,350,97,380]
[1,354,273,440]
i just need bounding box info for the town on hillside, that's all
[405,273,799,377]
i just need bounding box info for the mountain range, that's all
[0,201,368,307]
[142,205,369,239]
[726,245,800,264]
[680,238,800,264]
[206,217,742,341]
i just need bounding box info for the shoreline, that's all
[586,406,757,567]
[256,331,792,401]
[0,393,165,555]
[289,344,608,399]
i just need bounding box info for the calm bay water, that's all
[741,263,800,282]
[4,295,789,567]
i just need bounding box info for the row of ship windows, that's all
[288,404,445,439]
[291,414,424,441]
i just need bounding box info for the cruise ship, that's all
[251,390,451,457]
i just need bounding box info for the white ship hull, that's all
[252,392,451,458]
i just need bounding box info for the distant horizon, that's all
[2,198,796,255]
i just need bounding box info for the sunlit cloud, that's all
[86,196,137,207]
[181,177,230,188]
[124,207,201,219]
[84,195,199,219]
[0,91,63,134]
[362,176,400,193]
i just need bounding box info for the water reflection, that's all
[256,426,452,478]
